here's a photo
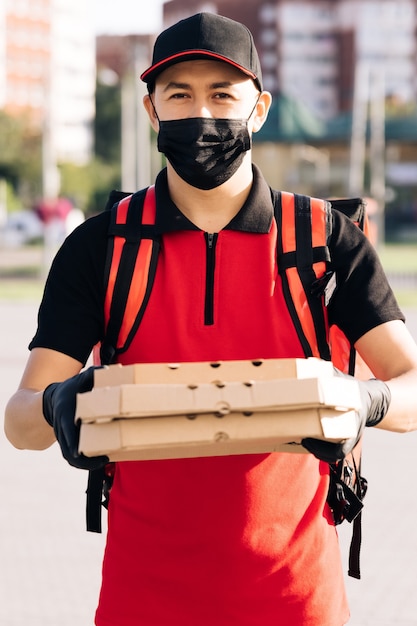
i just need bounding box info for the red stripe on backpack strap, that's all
[310,196,327,251]
[310,196,328,286]
[285,266,321,358]
[280,191,296,253]
[115,193,131,224]
[117,238,154,348]
[142,184,156,223]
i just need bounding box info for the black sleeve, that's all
[29,212,110,366]
[327,209,405,345]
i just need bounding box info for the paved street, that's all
[1,297,417,625]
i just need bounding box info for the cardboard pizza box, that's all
[78,406,358,461]
[93,357,335,388]
[76,375,361,424]
[76,358,361,461]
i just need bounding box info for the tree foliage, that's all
[0,71,123,214]
[0,111,42,206]
[59,158,121,216]
[95,73,122,164]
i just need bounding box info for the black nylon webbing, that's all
[294,194,331,361]
[273,191,314,358]
[88,187,159,532]
[272,188,368,579]
[86,468,105,533]
[272,190,331,360]
[100,189,160,365]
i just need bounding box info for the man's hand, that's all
[302,371,391,463]
[42,366,109,470]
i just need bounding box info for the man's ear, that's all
[143,94,159,132]
[252,91,272,133]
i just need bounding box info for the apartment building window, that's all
[11,84,32,106]
[8,23,49,50]
[8,0,30,17]
[260,4,276,24]
[280,4,334,28]
[261,27,278,47]
[29,84,44,108]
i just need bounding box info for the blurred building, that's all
[96,33,158,189]
[0,0,96,166]
[163,0,417,121]
[94,1,417,234]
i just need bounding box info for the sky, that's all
[94,0,164,35]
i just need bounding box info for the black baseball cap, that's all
[140,13,263,91]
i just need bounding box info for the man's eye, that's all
[214,92,232,99]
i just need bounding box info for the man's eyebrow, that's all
[162,80,235,92]
[210,81,234,89]
[163,81,190,91]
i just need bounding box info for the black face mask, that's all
[154,99,259,190]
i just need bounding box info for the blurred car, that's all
[0,210,44,247]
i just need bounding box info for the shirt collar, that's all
[154,164,274,234]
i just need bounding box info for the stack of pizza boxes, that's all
[76,357,361,461]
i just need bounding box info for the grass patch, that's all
[378,244,417,308]
[0,266,41,279]
[392,290,417,308]
[379,244,417,273]
[0,280,44,301]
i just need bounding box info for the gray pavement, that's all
[0,301,105,626]
[1,298,417,625]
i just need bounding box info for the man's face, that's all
[145,59,263,129]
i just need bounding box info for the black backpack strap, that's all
[104,189,133,212]
[86,468,106,533]
[327,444,368,579]
[272,189,369,578]
[100,185,160,365]
[86,185,159,534]
[272,189,332,361]
[328,196,369,579]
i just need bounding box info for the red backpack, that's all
[87,185,370,578]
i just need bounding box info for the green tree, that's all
[57,70,122,216]
[0,111,42,207]
[95,70,122,165]
[59,158,121,216]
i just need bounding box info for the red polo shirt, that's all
[95,169,349,625]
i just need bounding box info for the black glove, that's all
[302,370,391,464]
[43,366,109,470]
